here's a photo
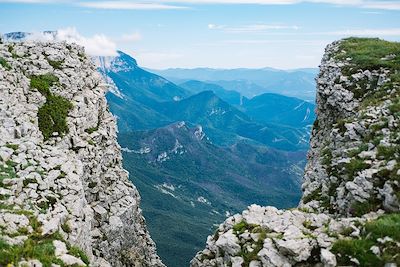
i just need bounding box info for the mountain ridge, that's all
[150,67,318,101]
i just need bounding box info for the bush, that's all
[48,59,63,70]
[85,127,98,134]
[377,145,399,160]
[69,245,90,265]
[345,158,369,179]
[350,199,380,217]
[0,161,16,187]
[0,57,11,70]
[232,220,254,234]
[389,101,400,114]
[30,73,73,140]
[365,213,400,241]
[30,74,59,97]
[38,95,73,140]
[303,187,322,204]
[332,213,400,266]
[332,238,380,266]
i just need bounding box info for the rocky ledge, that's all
[0,38,164,266]
[192,38,400,267]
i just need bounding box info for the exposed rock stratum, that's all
[0,39,164,266]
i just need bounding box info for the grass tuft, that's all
[0,57,11,70]
[30,74,59,97]
[332,213,400,266]
[30,73,73,140]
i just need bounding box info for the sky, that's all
[0,0,399,69]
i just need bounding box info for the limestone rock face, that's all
[191,204,372,267]
[0,39,164,266]
[301,39,400,216]
[191,38,400,267]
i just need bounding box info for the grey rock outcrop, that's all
[191,204,371,267]
[301,40,399,216]
[0,40,164,266]
[191,38,400,266]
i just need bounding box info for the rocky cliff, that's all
[0,39,164,266]
[191,38,400,267]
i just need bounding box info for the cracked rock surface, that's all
[0,39,164,266]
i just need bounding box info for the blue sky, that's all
[0,0,399,69]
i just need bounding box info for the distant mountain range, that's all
[96,51,315,267]
[118,122,305,266]
[149,67,318,101]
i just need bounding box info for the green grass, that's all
[336,119,350,134]
[0,211,89,267]
[238,228,267,267]
[232,220,258,235]
[321,147,333,166]
[0,57,11,70]
[365,213,400,241]
[337,38,400,72]
[30,74,59,97]
[0,234,74,267]
[48,60,64,70]
[332,238,380,266]
[332,213,400,266]
[61,221,72,233]
[345,158,370,180]
[347,144,368,158]
[85,127,98,134]
[350,198,380,217]
[5,143,19,151]
[335,38,400,105]
[303,187,322,204]
[0,161,16,187]
[38,95,73,140]
[303,220,318,230]
[87,139,95,146]
[30,73,73,140]
[23,178,37,187]
[230,220,270,266]
[389,100,400,115]
[377,145,399,160]
[68,245,89,265]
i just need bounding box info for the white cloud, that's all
[208,23,300,33]
[120,32,142,42]
[2,0,400,10]
[144,0,400,10]
[208,24,225,30]
[134,51,184,68]
[158,0,298,4]
[361,1,400,10]
[0,0,59,3]
[361,10,383,14]
[322,28,400,36]
[222,39,327,45]
[25,27,117,56]
[77,1,188,10]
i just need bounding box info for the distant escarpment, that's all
[192,38,400,267]
[0,39,163,266]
